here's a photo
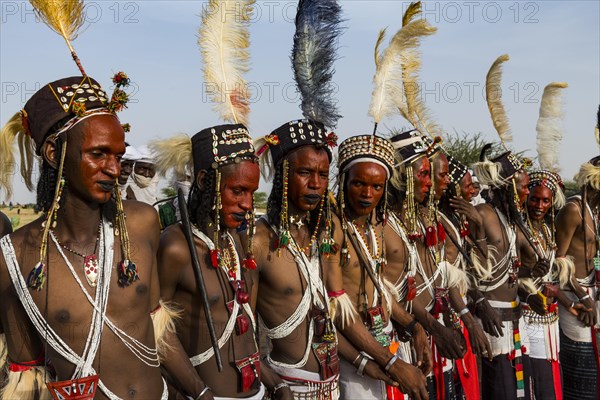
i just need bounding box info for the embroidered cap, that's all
[22,76,110,154]
[259,119,337,168]
[338,135,395,178]
[447,155,469,184]
[389,129,428,166]
[191,123,256,175]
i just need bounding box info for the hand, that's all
[431,322,466,360]
[412,323,433,375]
[449,197,482,225]
[531,260,550,278]
[465,320,493,361]
[575,298,597,327]
[474,299,505,337]
[273,386,293,400]
[387,359,428,400]
[526,292,547,316]
[363,359,399,387]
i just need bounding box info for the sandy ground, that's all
[1,206,41,230]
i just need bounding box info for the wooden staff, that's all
[178,189,223,372]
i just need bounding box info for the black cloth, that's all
[560,331,598,400]
[529,357,561,400]
[481,353,532,400]
[426,370,457,400]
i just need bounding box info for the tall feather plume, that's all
[148,135,193,179]
[0,112,36,201]
[536,82,568,172]
[199,0,254,126]
[399,5,439,138]
[369,27,406,124]
[292,0,343,128]
[29,0,87,75]
[485,54,512,148]
[368,2,437,130]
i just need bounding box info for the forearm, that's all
[337,320,393,367]
[160,330,207,397]
[259,360,286,391]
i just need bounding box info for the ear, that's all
[195,170,207,190]
[42,137,60,170]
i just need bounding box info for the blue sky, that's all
[1,0,599,203]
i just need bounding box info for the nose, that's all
[106,156,120,179]
[308,172,325,190]
[240,192,253,211]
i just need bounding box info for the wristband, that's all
[580,294,591,301]
[403,318,418,337]
[273,382,290,394]
[458,308,470,317]
[356,355,369,376]
[384,354,399,372]
[196,386,211,400]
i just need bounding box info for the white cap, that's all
[122,145,142,162]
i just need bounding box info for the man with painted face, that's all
[118,143,140,199]
[252,120,344,399]
[427,149,492,400]
[0,76,172,399]
[518,170,568,399]
[385,131,483,400]
[324,134,431,400]
[554,155,600,400]
[472,146,546,400]
[153,125,283,399]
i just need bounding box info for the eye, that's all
[374,185,383,191]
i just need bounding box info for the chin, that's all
[223,218,242,230]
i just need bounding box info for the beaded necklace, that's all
[51,221,102,287]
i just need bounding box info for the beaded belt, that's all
[281,375,339,400]
[522,304,559,325]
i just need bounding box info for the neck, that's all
[348,212,370,227]
[54,194,102,241]
[529,216,544,231]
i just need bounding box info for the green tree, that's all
[161,186,177,199]
[562,180,580,198]
[254,192,267,210]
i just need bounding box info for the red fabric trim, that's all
[431,337,445,400]
[327,289,346,298]
[150,304,161,314]
[456,325,480,400]
[550,360,563,400]
[8,354,44,372]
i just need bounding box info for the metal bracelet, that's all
[458,307,470,317]
[384,354,399,373]
[356,355,369,376]
[580,294,591,302]
[196,386,211,400]
[273,382,290,394]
